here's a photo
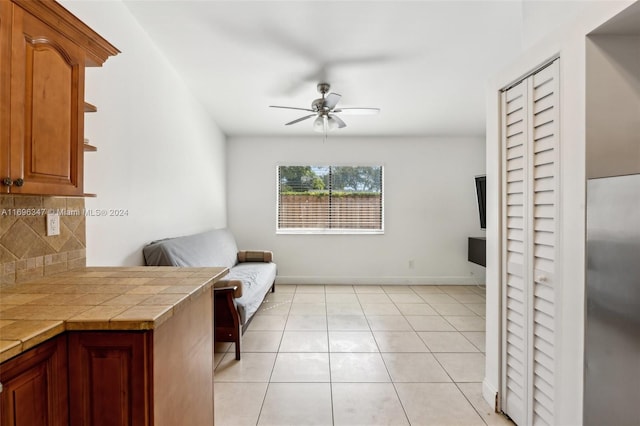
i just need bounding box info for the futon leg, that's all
[235,335,240,360]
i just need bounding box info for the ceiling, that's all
[123,1,526,137]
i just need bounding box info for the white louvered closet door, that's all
[502,78,528,426]
[501,59,559,426]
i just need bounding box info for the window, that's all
[277,165,384,234]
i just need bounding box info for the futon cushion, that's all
[143,228,238,270]
[229,262,277,324]
[143,227,276,326]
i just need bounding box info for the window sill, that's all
[276,229,384,235]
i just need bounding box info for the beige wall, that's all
[0,195,86,284]
[586,35,640,179]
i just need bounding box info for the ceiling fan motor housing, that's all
[312,98,326,112]
[317,82,330,95]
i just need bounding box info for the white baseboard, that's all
[483,378,500,413]
[275,275,478,285]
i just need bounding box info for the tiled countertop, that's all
[0,266,228,363]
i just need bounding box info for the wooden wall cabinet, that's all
[0,336,69,426]
[0,0,118,196]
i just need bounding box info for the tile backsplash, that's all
[0,195,86,284]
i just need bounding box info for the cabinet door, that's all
[0,336,69,426]
[9,5,85,196]
[68,331,153,426]
[0,1,11,190]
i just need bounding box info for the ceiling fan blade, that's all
[330,114,347,129]
[270,105,315,112]
[334,107,380,115]
[324,93,341,110]
[285,114,316,126]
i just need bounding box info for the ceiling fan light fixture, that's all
[313,116,325,133]
[270,82,380,133]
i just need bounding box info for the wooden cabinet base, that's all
[67,287,214,426]
[68,331,153,426]
[0,336,69,426]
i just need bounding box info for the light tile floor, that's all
[214,284,513,426]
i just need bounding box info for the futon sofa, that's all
[142,228,276,359]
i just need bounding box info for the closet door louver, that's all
[501,59,559,426]
[502,79,528,426]
[529,61,558,426]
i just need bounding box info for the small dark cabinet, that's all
[468,237,486,267]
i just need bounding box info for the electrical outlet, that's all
[46,213,60,236]
[408,259,415,269]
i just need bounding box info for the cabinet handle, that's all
[2,178,12,186]
[13,178,24,187]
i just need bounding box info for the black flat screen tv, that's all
[474,175,487,230]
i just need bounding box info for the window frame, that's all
[276,164,385,235]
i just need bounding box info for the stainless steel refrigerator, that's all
[584,173,640,426]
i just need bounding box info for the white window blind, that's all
[277,165,384,234]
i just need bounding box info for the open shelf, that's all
[84,101,98,196]
[84,102,97,113]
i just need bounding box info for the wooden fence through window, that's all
[278,194,382,229]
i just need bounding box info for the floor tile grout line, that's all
[453,381,492,426]
[389,381,414,425]
[323,285,336,426]
[458,329,485,353]
[255,378,275,425]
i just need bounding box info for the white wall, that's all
[520,1,584,49]
[227,136,486,285]
[485,1,635,423]
[60,0,227,266]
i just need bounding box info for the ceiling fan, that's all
[270,83,380,133]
